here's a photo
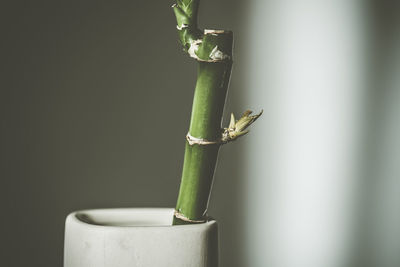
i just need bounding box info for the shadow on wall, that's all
[2,1,245,267]
[351,1,400,267]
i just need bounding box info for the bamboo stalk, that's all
[172,0,261,225]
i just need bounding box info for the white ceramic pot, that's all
[64,208,218,267]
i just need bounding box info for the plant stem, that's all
[175,62,233,224]
[172,0,261,224]
[172,0,233,225]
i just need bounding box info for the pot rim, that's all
[66,207,216,229]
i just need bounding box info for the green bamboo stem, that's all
[172,0,261,225]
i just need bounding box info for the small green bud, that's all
[221,110,263,144]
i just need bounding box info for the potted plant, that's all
[64,0,261,266]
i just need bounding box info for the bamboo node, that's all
[186,132,220,146]
[174,210,206,223]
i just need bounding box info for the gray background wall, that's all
[2,1,400,267]
[2,1,248,266]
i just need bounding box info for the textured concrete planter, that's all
[64,208,218,267]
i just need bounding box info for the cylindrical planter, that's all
[64,208,218,267]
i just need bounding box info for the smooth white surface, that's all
[64,208,218,267]
[244,1,365,267]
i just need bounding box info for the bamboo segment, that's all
[172,0,260,224]
[174,61,232,224]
